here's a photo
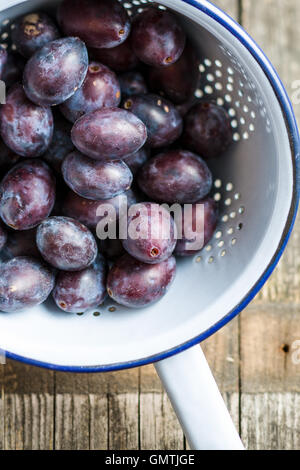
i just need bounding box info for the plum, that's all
[147,44,199,104]
[122,202,177,264]
[174,198,218,256]
[123,94,182,148]
[0,159,55,230]
[71,107,147,160]
[90,36,139,72]
[138,150,212,204]
[36,216,98,271]
[62,189,138,230]
[12,12,59,58]
[0,256,55,312]
[60,62,121,123]
[53,254,107,313]
[57,0,130,49]
[107,254,176,308]
[23,37,88,106]
[0,84,53,158]
[62,151,133,200]
[182,102,233,158]
[131,7,185,67]
[119,71,147,97]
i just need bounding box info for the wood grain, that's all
[1,0,300,450]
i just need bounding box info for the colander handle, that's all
[155,345,244,450]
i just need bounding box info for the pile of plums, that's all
[0,0,232,313]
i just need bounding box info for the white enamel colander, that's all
[0,0,299,450]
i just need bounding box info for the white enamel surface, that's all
[155,346,244,450]
[0,0,294,367]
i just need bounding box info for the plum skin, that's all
[71,108,147,160]
[131,7,186,67]
[122,202,177,264]
[90,37,139,72]
[53,254,107,313]
[0,84,53,158]
[62,189,138,230]
[12,12,60,58]
[57,0,130,49]
[36,216,98,271]
[0,159,56,231]
[62,151,133,200]
[107,254,176,308]
[182,102,233,159]
[147,44,199,104]
[138,150,212,204]
[23,37,89,106]
[0,256,55,313]
[174,198,218,256]
[60,62,121,123]
[123,94,182,148]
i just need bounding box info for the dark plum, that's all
[138,150,212,204]
[0,223,7,251]
[124,94,182,148]
[176,96,198,118]
[62,189,138,230]
[57,0,130,49]
[123,148,148,176]
[147,44,199,104]
[71,108,147,160]
[174,198,218,256]
[90,37,139,72]
[43,113,74,173]
[182,102,233,159]
[119,71,147,98]
[131,7,185,67]
[0,52,25,87]
[60,62,121,123]
[107,253,176,308]
[53,254,107,313]
[12,12,59,58]
[36,216,97,271]
[0,84,53,157]
[0,45,7,79]
[0,159,56,230]
[62,151,133,200]
[4,228,40,259]
[0,256,55,313]
[98,237,125,260]
[122,202,177,264]
[23,37,88,106]
[0,139,20,176]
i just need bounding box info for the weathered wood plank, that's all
[3,361,54,450]
[241,393,300,450]
[108,393,139,450]
[213,0,239,19]
[0,364,4,449]
[242,0,300,304]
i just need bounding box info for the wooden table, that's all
[1,0,300,450]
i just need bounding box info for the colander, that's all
[0,0,299,451]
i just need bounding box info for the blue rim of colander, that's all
[3,0,300,372]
